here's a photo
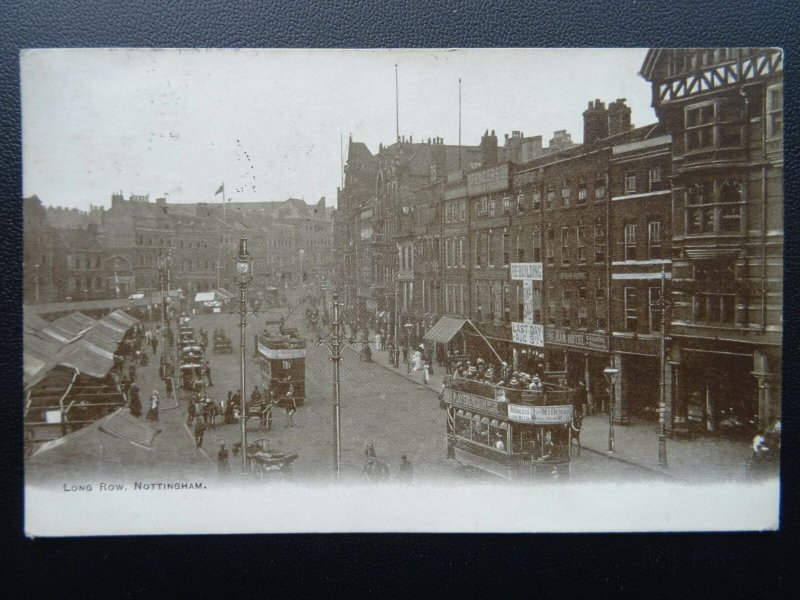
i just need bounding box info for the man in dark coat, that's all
[194,418,206,449]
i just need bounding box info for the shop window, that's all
[560,227,570,264]
[648,167,662,191]
[576,226,588,263]
[648,221,662,259]
[594,223,606,263]
[624,223,637,260]
[577,181,588,204]
[766,83,783,139]
[595,175,606,200]
[624,172,637,194]
[595,283,607,329]
[545,228,554,265]
[546,189,555,210]
[648,286,664,333]
[532,190,541,211]
[685,100,741,151]
[686,179,742,235]
[692,263,736,325]
[561,183,571,208]
[547,286,556,325]
[624,287,639,332]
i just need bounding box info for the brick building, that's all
[640,47,783,431]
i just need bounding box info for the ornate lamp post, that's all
[315,292,373,480]
[603,361,619,453]
[234,237,253,472]
[404,321,413,373]
[315,293,344,479]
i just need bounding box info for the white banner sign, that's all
[507,404,573,424]
[511,322,544,347]
[257,343,307,360]
[510,262,543,281]
[523,280,534,324]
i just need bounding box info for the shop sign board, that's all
[450,390,505,418]
[511,322,544,347]
[507,404,573,424]
[545,327,608,352]
[510,262,543,281]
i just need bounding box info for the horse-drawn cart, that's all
[243,438,298,478]
[213,328,233,354]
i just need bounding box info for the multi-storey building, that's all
[640,47,783,431]
[23,196,59,304]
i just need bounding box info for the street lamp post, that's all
[404,321,413,374]
[234,237,253,473]
[655,266,670,467]
[34,264,40,304]
[603,361,619,453]
[315,293,344,479]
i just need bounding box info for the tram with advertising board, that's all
[255,322,306,407]
[444,376,575,481]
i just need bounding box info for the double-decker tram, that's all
[256,322,306,406]
[444,377,575,481]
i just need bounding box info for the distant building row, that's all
[334,47,783,433]
[23,194,334,304]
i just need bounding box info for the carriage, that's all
[241,438,299,478]
[213,328,233,354]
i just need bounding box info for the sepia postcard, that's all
[21,48,782,535]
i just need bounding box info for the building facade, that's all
[640,47,783,431]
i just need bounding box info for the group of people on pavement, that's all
[362,443,414,483]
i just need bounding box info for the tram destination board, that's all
[449,390,505,418]
[507,404,573,424]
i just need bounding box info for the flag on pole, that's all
[215,183,224,196]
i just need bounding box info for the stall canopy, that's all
[194,291,217,303]
[424,316,471,344]
[424,316,503,363]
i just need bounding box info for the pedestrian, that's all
[217,443,230,474]
[204,361,213,387]
[402,344,409,365]
[128,390,142,418]
[283,384,296,428]
[398,455,413,482]
[129,382,140,408]
[187,396,196,425]
[375,331,382,353]
[147,391,159,421]
[194,418,207,449]
[165,375,174,399]
[128,361,137,382]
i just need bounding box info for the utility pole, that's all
[657,265,670,467]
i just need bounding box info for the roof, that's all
[28,409,159,474]
[194,291,217,302]
[58,340,115,379]
[424,316,470,344]
[639,49,662,81]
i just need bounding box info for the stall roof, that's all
[424,316,503,363]
[50,312,96,338]
[194,291,217,302]
[424,317,471,344]
[108,309,138,328]
[216,287,235,299]
[58,341,115,379]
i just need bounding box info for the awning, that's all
[424,316,504,363]
[217,287,235,299]
[195,292,216,302]
[424,316,470,344]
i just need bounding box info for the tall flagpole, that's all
[395,64,399,143]
[458,78,462,170]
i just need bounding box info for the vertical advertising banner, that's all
[523,279,534,324]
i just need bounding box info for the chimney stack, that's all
[608,98,633,136]
[583,99,609,145]
[480,129,499,167]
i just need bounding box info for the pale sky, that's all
[21,48,654,210]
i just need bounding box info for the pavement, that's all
[350,336,758,484]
